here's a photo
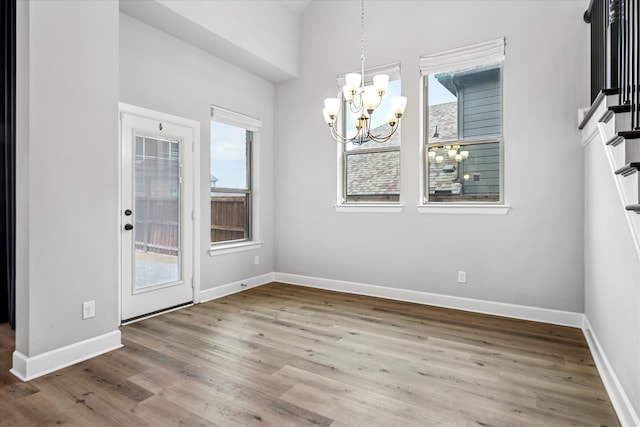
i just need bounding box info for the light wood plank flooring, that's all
[0,282,620,426]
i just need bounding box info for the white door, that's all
[120,111,195,322]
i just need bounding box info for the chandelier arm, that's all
[348,99,363,114]
[366,122,400,143]
[359,114,392,143]
[331,126,351,144]
[329,120,361,144]
[361,114,371,137]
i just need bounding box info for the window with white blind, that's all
[421,38,506,206]
[209,106,262,253]
[336,62,403,207]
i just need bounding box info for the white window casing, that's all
[209,105,263,255]
[335,62,403,210]
[419,37,510,213]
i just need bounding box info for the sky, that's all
[428,74,457,105]
[210,121,248,190]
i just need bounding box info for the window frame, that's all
[419,38,510,214]
[208,105,263,255]
[335,62,404,211]
[210,130,252,242]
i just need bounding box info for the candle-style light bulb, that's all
[387,111,397,127]
[362,90,380,113]
[345,73,361,91]
[324,98,340,117]
[322,108,332,125]
[391,96,407,117]
[343,86,354,103]
[373,74,389,95]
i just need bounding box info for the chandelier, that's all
[321,0,407,145]
[428,145,470,164]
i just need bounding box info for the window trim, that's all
[209,105,262,253]
[416,204,511,215]
[336,62,403,208]
[419,37,506,208]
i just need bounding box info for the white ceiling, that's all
[280,0,312,15]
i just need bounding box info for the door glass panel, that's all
[134,134,181,290]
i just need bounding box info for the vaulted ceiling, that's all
[120,0,311,83]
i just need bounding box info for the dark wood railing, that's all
[586,0,640,129]
[585,0,611,102]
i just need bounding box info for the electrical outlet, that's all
[254,255,260,265]
[457,271,467,284]
[82,301,95,319]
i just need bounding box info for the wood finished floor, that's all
[0,282,620,426]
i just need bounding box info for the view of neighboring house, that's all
[345,123,401,202]
[427,65,502,201]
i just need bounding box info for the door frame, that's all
[118,102,201,324]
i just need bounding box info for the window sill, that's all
[334,204,404,213]
[417,204,511,215]
[208,241,263,256]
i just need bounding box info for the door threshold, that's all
[121,301,193,325]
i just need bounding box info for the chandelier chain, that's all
[360,0,365,79]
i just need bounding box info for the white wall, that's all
[15,0,120,356]
[120,0,300,82]
[119,13,276,291]
[156,0,299,80]
[584,137,640,419]
[274,0,590,312]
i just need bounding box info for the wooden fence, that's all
[131,196,248,254]
[210,196,248,243]
[134,199,179,256]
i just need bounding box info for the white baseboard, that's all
[582,317,640,427]
[10,330,122,381]
[273,272,584,327]
[198,272,274,303]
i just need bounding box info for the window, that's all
[210,106,261,248]
[338,63,402,205]
[421,38,505,204]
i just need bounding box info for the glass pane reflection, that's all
[134,135,181,290]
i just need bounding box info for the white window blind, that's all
[420,37,505,76]
[211,105,262,132]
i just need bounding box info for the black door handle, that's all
[124,224,134,231]
[124,209,132,216]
